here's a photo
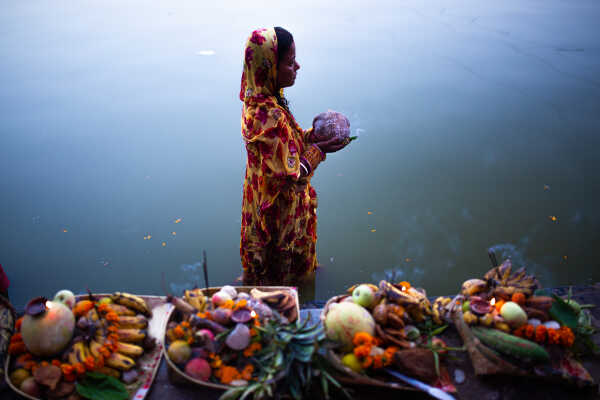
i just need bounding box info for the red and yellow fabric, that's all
[239,28,321,285]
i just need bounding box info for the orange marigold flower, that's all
[100,346,111,358]
[524,324,535,340]
[511,292,526,306]
[559,326,575,347]
[222,300,235,310]
[353,344,372,359]
[10,332,23,343]
[85,356,96,371]
[547,328,560,345]
[243,342,262,357]
[8,341,26,355]
[373,355,384,370]
[398,281,411,290]
[250,328,258,337]
[181,321,190,328]
[51,359,61,367]
[15,317,23,332]
[353,332,375,347]
[105,312,119,322]
[61,364,74,375]
[64,373,76,382]
[98,304,110,313]
[361,356,373,369]
[107,326,118,333]
[513,326,526,338]
[24,361,37,371]
[74,362,86,375]
[234,299,248,310]
[494,299,505,313]
[241,364,254,380]
[174,325,185,338]
[40,361,50,367]
[219,366,241,385]
[253,318,261,327]
[95,355,105,369]
[535,325,547,343]
[383,346,398,366]
[73,300,94,317]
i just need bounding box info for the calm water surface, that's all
[2,0,600,309]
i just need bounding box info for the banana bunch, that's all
[111,292,152,317]
[379,281,432,322]
[432,296,452,325]
[461,279,488,297]
[250,288,298,322]
[63,292,151,380]
[483,259,539,298]
[184,288,208,312]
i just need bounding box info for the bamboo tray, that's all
[320,294,416,391]
[5,294,170,400]
[163,286,299,391]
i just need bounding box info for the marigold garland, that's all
[513,324,574,347]
[511,292,526,305]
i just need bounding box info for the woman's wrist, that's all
[300,144,326,175]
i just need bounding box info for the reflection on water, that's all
[2,0,600,309]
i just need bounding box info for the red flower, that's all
[250,30,266,45]
[289,141,297,154]
[247,149,259,168]
[256,107,268,125]
[254,67,268,88]
[246,187,254,202]
[244,47,254,65]
[251,174,258,189]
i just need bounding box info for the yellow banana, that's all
[106,352,136,371]
[432,296,452,325]
[116,341,144,358]
[96,366,121,379]
[89,339,104,359]
[115,315,148,329]
[67,341,91,364]
[104,304,136,316]
[86,308,100,322]
[116,328,146,343]
[460,279,488,296]
[111,292,151,317]
[184,289,208,312]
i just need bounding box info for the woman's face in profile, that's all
[277,41,300,89]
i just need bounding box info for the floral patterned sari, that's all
[239,28,318,286]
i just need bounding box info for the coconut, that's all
[324,302,375,352]
[312,111,350,142]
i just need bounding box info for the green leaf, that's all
[429,325,448,337]
[220,386,246,400]
[433,351,440,378]
[239,383,262,400]
[320,373,330,400]
[550,294,578,330]
[76,372,128,400]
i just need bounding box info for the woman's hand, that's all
[314,136,349,154]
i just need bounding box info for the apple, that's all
[352,285,376,308]
[53,290,76,309]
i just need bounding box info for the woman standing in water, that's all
[239,27,347,291]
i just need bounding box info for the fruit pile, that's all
[165,286,298,386]
[322,281,456,391]
[440,259,596,384]
[8,290,156,399]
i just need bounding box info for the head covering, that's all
[240,28,280,104]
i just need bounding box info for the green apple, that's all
[341,353,364,373]
[352,285,376,308]
[98,297,113,305]
[53,289,76,309]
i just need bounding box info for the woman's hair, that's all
[274,27,293,112]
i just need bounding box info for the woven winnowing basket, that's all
[163,286,300,390]
[319,294,414,391]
